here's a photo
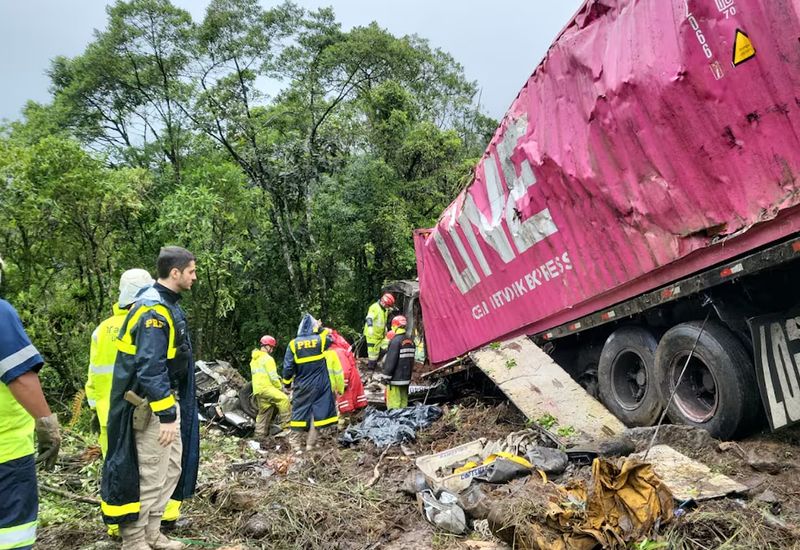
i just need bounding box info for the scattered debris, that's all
[488,458,673,550]
[525,447,568,475]
[418,490,468,534]
[339,404,443,447]
[34,383,800,550]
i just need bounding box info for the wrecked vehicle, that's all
[195,360,257,435]
[413,0,800,439]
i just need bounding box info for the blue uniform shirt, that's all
[0,298,43,464]
[0,299,43,384]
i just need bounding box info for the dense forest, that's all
[0,0,495,404]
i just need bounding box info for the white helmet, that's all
[118,268,154,307]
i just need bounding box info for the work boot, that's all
[121,541,153,550]
[147,533,185,550]
[305,424,319,451]
[288,430,304,453]
[121,525,151,550]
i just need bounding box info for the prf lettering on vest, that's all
[432,115,559,294]
[297,340,319,350]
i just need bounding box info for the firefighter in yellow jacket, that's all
[363,293,395,370]
[249,335,290,438]
[86,269,154,457]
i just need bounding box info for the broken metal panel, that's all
[471,336,625,440]
[415,0,800,363]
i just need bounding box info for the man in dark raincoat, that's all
[101,247,200,550]
[282,314,336,451]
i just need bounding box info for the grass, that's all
[535,413,558,430]
[556,425,577,438]
[661,501,800,550]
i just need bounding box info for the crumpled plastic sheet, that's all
[418,489,468,534]
[339,405,443,448]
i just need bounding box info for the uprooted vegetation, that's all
[37,397,800,550]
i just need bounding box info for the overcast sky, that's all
[0,1,584,122]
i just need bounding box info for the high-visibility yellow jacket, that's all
[0,299,44,465]
[363,301,388,345]
[249,349,281,395]
[86,304,128,428]
[0,299,44,550]
[324,349,345,395]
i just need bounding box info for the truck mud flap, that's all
[751,309,800,431]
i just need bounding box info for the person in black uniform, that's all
[101,247,200,550]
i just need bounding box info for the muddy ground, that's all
[38,394,800,549]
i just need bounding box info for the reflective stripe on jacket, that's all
[324,349,345,395]
[85,304,128,428]
[336,347,367,413]
[283,328,337,429]
[0,299,43,464]
[381,328,415,386]
[101,284,199,525]
[0,455,38,548]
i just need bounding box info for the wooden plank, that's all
[471,336,626,440]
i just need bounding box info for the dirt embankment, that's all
[37,397,800,550]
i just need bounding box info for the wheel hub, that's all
[611,350,649,411]
[672,354,719,423]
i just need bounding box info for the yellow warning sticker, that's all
[732,29,755,66]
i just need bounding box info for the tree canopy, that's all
[0,0,496,399]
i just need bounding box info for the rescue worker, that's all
[329,331,367,416]
[249,335,290,439]
[86,269,184,535]
[363,293,395,370]
[0,255,61,550]
[101,246,200,550]
[379,330,395,367]
[86,269,154,457]
[323,330,345,399]
[282,314,336,452]
[379,316,415,410]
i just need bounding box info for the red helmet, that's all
[391,315,407,329]
[380,293,395,307]
[260,335,277,347]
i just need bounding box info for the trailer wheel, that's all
[655,321,759,439]
[598,327,663,427]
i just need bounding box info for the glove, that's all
[35,414,61,470]
[90,413,101,434]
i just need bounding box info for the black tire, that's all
[655,321,760,439]
[239,382,258,419]
[598,326,663,427]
